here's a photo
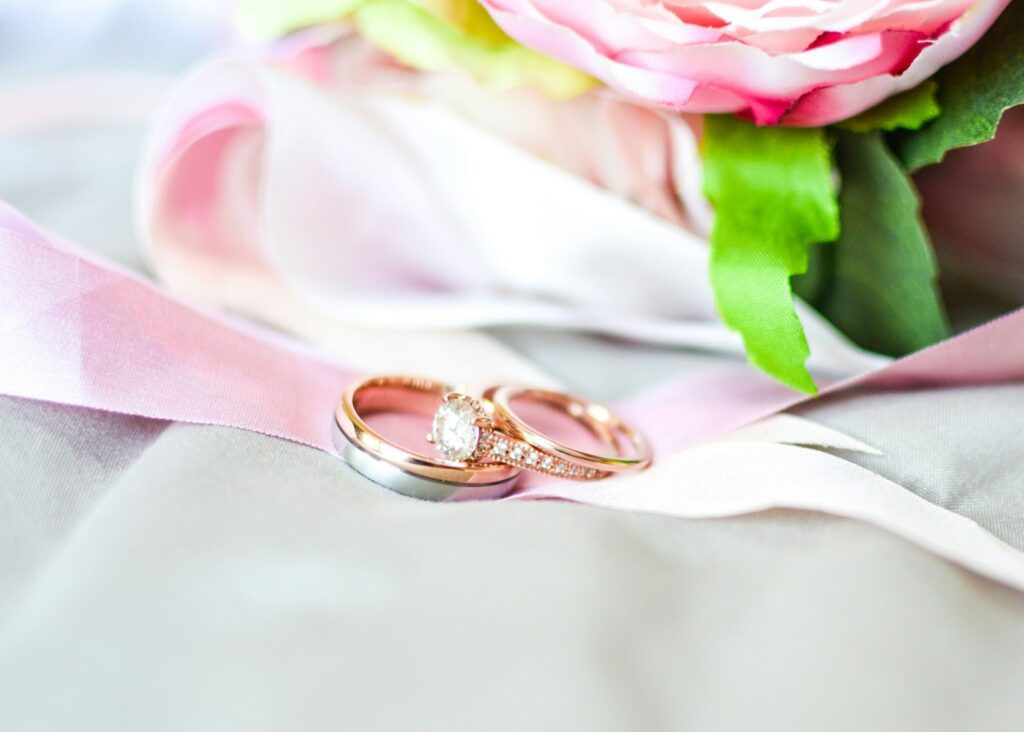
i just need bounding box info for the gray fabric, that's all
[489,327,731,403]
[0,399,167,621]
[0,127,149,272]
[795,385,1024,548]
[1,396,1024,732]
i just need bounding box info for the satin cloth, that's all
[137,45,887,377]
[3,204,1024,591]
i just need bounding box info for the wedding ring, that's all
[481,385,652,478]
[429,385,650,480]
[335,375,521,501]
[337,375,651,498]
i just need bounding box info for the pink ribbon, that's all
[3,201,1023,465]
[0,204,356,454]
[8,202,1024,590]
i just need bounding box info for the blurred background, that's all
[0,0,227,270]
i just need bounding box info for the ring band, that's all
[336,375,652,497]
[482,384,652,477]
[335,375,521,501]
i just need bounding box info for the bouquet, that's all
[143,0,1023,393]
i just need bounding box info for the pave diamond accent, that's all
[430,395,481,461]
[483,435,602,481]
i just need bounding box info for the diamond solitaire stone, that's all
[430,396,481,461]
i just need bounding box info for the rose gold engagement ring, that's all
[336,375,651,500]
[431,385,651,481]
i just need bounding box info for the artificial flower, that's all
[479,0,1011,125]
[239,0,594,97]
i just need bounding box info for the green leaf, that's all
[702,116,840,394]
[815,132,949,355]
[236,0,595,99]
[839,80,940,133]
[894,1,1024,170]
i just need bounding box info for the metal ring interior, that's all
[335,375,521,499]
[483,384,652,473]
[333,426,520,502]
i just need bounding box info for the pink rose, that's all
[480,0,1011,125]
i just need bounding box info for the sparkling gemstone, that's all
[430,396,480,461]
[541,456,554,470]
[492,441,507,456]
[509,445,524,460]
[524,451,538,465]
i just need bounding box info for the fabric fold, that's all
[137,52,887,379]
[4,202,1024,591]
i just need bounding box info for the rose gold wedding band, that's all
[481,384,652,478]
[335,375,521,501]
